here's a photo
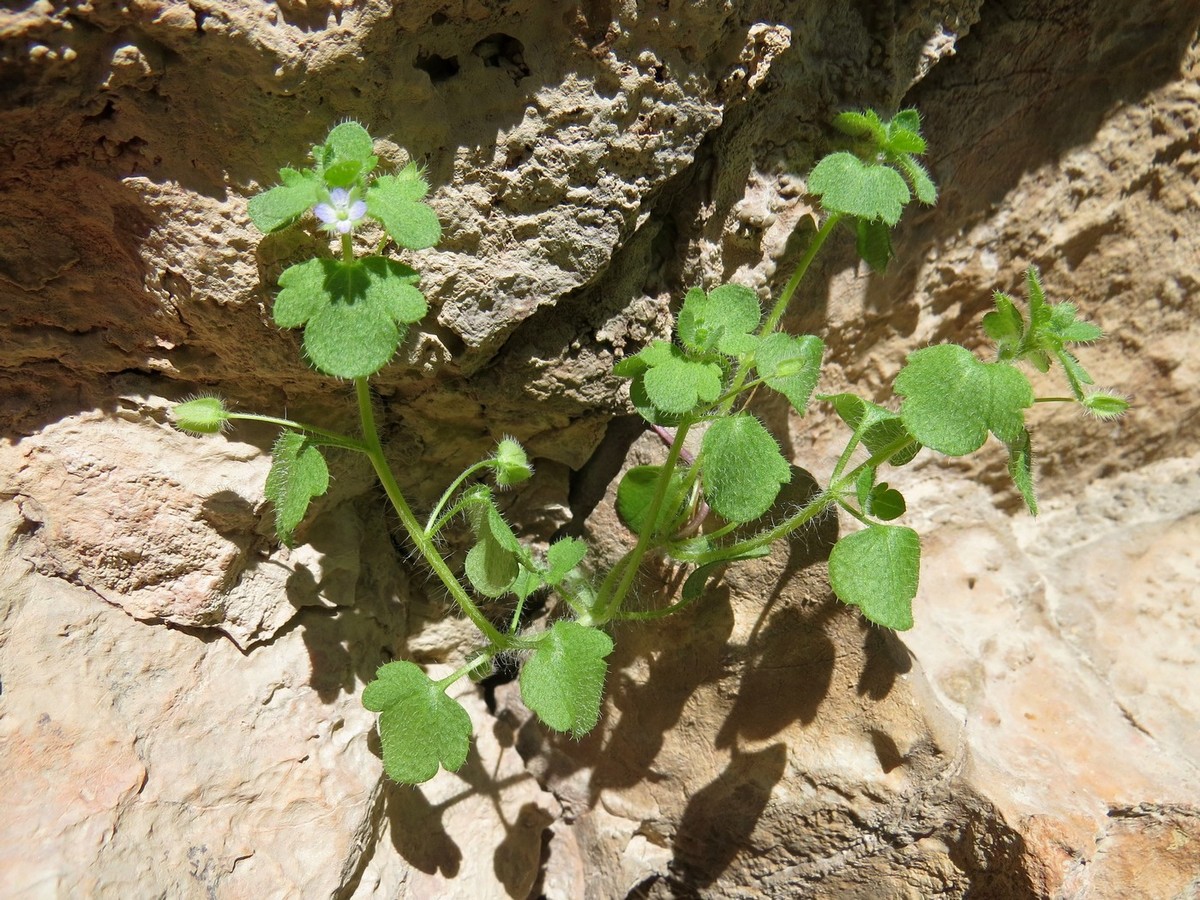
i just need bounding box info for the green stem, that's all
[718,212,844,415]
[760,212,843,336]
[828,432,862,485]
[435,650,495,689]
[695,431,915,564]
[425,460,494,535]
[355,378,510,649]
[226,413,365,452]
[595,419,693,622]
[1034,396,1077,404]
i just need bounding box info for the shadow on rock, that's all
[668,743,789,892]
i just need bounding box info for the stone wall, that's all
[2,1,1198,896]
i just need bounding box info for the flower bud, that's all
[492,437,533,487]
[172,396,230,434]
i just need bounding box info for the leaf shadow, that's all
[667,743,789,892]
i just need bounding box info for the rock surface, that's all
[2,0,1199,897]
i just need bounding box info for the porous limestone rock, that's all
[2,0,1198,897]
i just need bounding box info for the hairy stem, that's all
[595,419,694,622]
[226,412,365,452]
[355,378,510,649]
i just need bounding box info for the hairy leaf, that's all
[366,166,441,249]
[855,218,894,272]
[465,503,520,597]
[520,621,614,737]
[808,151,910,225]
[248,168,322,233]
[1007,428,1037,515]
[894,345,1033,456]
[545,537,588,585]
[829,524,919,630]
[362,661,472,784]
[274,256,427,378]
[755,333,824,415]
[264,431,329,547]
[701,414,791,523]
[822,393,920,466]
[677,284,762,355]
[616,341,723,415]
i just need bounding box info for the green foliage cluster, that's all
[171,114,1128,785]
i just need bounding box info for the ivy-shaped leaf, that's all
[274,256,427,378]
[677,284,762,356]
[519,620,614,737]
[614,341,723,416]
[247,167,322,234]
[754,333,824,415]
[264,431,329,548]
[700,414,791,523]
[894,345,1033,456]
[362,661,472,784]
[366,165,441,250]
[829,524,920,631]
[808,151,911,225]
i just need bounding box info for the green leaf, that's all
[808,151,910,225]
[616,464,687,536]
[884,128,927,157]
[545,538,587,585]
[274,256,427,378]
[833,109,885,141]
[625,341,723,415]
[822,393,920,466]
[828,524,919,630]
[700,414,791,523]
[322,159,365,188]
[855,466,875,510]
[890,108,922,136]
[247,168,322,233]
[1007,428,1037,515]
[867,483,907,521]
[855,218,894,272]
[511,567,542,602]
[894,154,937,205]
[894,345,1034,456]
[465,503,520,597]
[1060,319,1104,344]
[264,431,329,547]
[676,284,762,356]
[983,291,1025,353]
[754,333,824,415]
[324,121,377,167]
[362,661,472,784]
[519,620,614,737]
[366,167,441,250]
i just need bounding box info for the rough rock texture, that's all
[2,0,1199,897]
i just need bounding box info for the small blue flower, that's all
[313,188,368,235]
